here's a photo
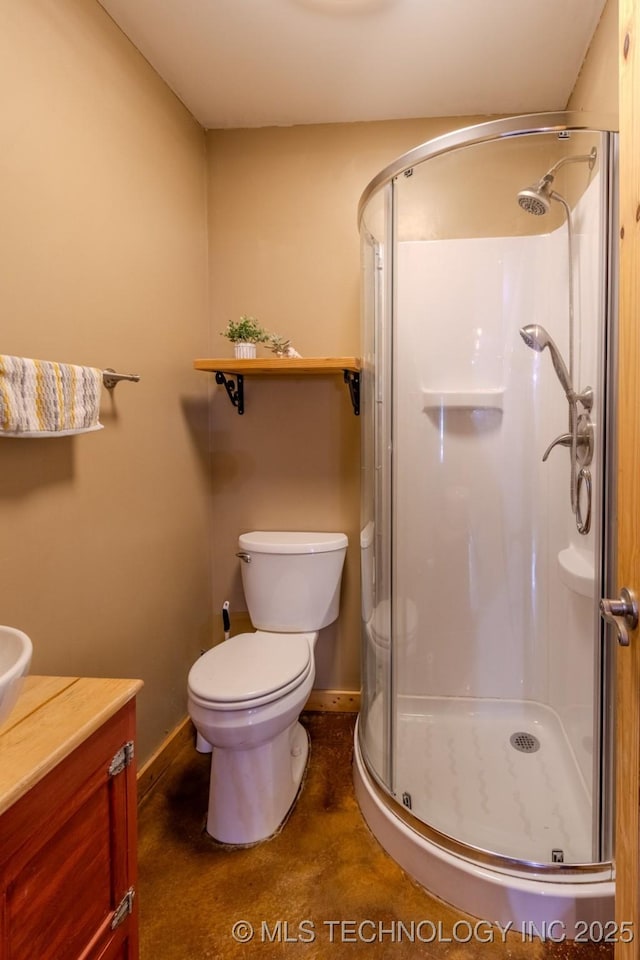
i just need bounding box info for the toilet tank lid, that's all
[238,531,348,554]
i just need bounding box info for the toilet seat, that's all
[188,631,313,710]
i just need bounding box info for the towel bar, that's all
[102,369,141,390]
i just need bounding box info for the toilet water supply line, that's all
[195,601,231,754]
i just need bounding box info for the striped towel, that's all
[0,355,103,436]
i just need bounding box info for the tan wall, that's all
[0,0,211,760]
[568,0,619,117]
[205,118,491,690]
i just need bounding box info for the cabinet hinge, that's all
[111,887,135,930]
[108,740,135,777]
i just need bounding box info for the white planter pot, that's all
[234,342,257,359]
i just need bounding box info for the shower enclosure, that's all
[355,113,617,928]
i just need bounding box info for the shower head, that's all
[517,178,553,216]
[517,147,597,216]
[519,324,574,398]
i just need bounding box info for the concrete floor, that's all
[137,712,613,959]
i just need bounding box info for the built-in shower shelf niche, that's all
[422,388,505,411]
[558,546,595,598]
[194,357,361,415]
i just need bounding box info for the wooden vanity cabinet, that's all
[0,698,139,960]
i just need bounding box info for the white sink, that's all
[0,626,32,727]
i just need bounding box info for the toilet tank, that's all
[237,531,348,632]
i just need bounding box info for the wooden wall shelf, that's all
[193,357,361,415]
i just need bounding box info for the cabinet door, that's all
[0,702,138,960]
[91,924,135,960]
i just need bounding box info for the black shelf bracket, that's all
[215,371,244,415]
[214,368,359,416]
[344,370,360,416]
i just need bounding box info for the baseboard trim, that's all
[304,689,361,712]
[137,716,194,804]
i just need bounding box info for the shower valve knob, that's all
[600,587,639,646]
[541,417,593,465]
[541,432,572,461]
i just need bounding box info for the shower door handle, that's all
[600,587,639,646]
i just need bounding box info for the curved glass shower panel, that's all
[359,124,613,870]
[359,183,393,791]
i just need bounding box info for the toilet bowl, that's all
[187,531,347,845]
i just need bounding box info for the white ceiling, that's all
[97,0,607,129]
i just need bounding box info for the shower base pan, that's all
[354,714,614,936]
[392,696,591,864]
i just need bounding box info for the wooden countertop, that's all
[0,675,143,816]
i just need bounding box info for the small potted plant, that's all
[221,315,269,358]
[266,334,302,358]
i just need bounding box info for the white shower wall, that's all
[393,175,603,787]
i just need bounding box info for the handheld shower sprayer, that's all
[520,323,594,530]
[519,324,574,399]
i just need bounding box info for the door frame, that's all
[615,1,640,954]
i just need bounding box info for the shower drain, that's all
[510,731,540,753]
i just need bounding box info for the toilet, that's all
[187,530,348,845]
